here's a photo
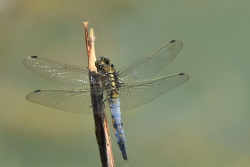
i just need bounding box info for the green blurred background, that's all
[1,0,250,166]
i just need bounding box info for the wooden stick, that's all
[82,21,115,167]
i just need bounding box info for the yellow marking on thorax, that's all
[111,82,116,87]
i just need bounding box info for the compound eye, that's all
[111,64,114,67]
[105,58,110,64]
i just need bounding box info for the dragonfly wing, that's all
[26,89,94,114]
[23,56,92,86]
[119,73,189,110]
[117,40,183,81]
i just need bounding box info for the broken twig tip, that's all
[82,21,89,27]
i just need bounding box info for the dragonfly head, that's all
[95,57,111,70]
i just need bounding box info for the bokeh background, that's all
[1,0,250,166]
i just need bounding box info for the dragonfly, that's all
[23,40,189,160]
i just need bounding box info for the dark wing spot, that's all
[31,56,38,58]
[179,73,185,75]
[170,40,176,43]
[34,90,41,92]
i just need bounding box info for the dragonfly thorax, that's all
[96,57,120,98]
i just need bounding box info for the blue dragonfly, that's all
[23,40,189,160]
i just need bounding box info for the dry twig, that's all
[82,21,115,167]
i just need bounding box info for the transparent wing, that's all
[26,89,94,114]
[23,56,91,86]
[117,40,183,81]
[119,73,189,110]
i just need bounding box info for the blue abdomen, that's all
[109,98,127,160]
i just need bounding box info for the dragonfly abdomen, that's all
[109,98,128,160]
